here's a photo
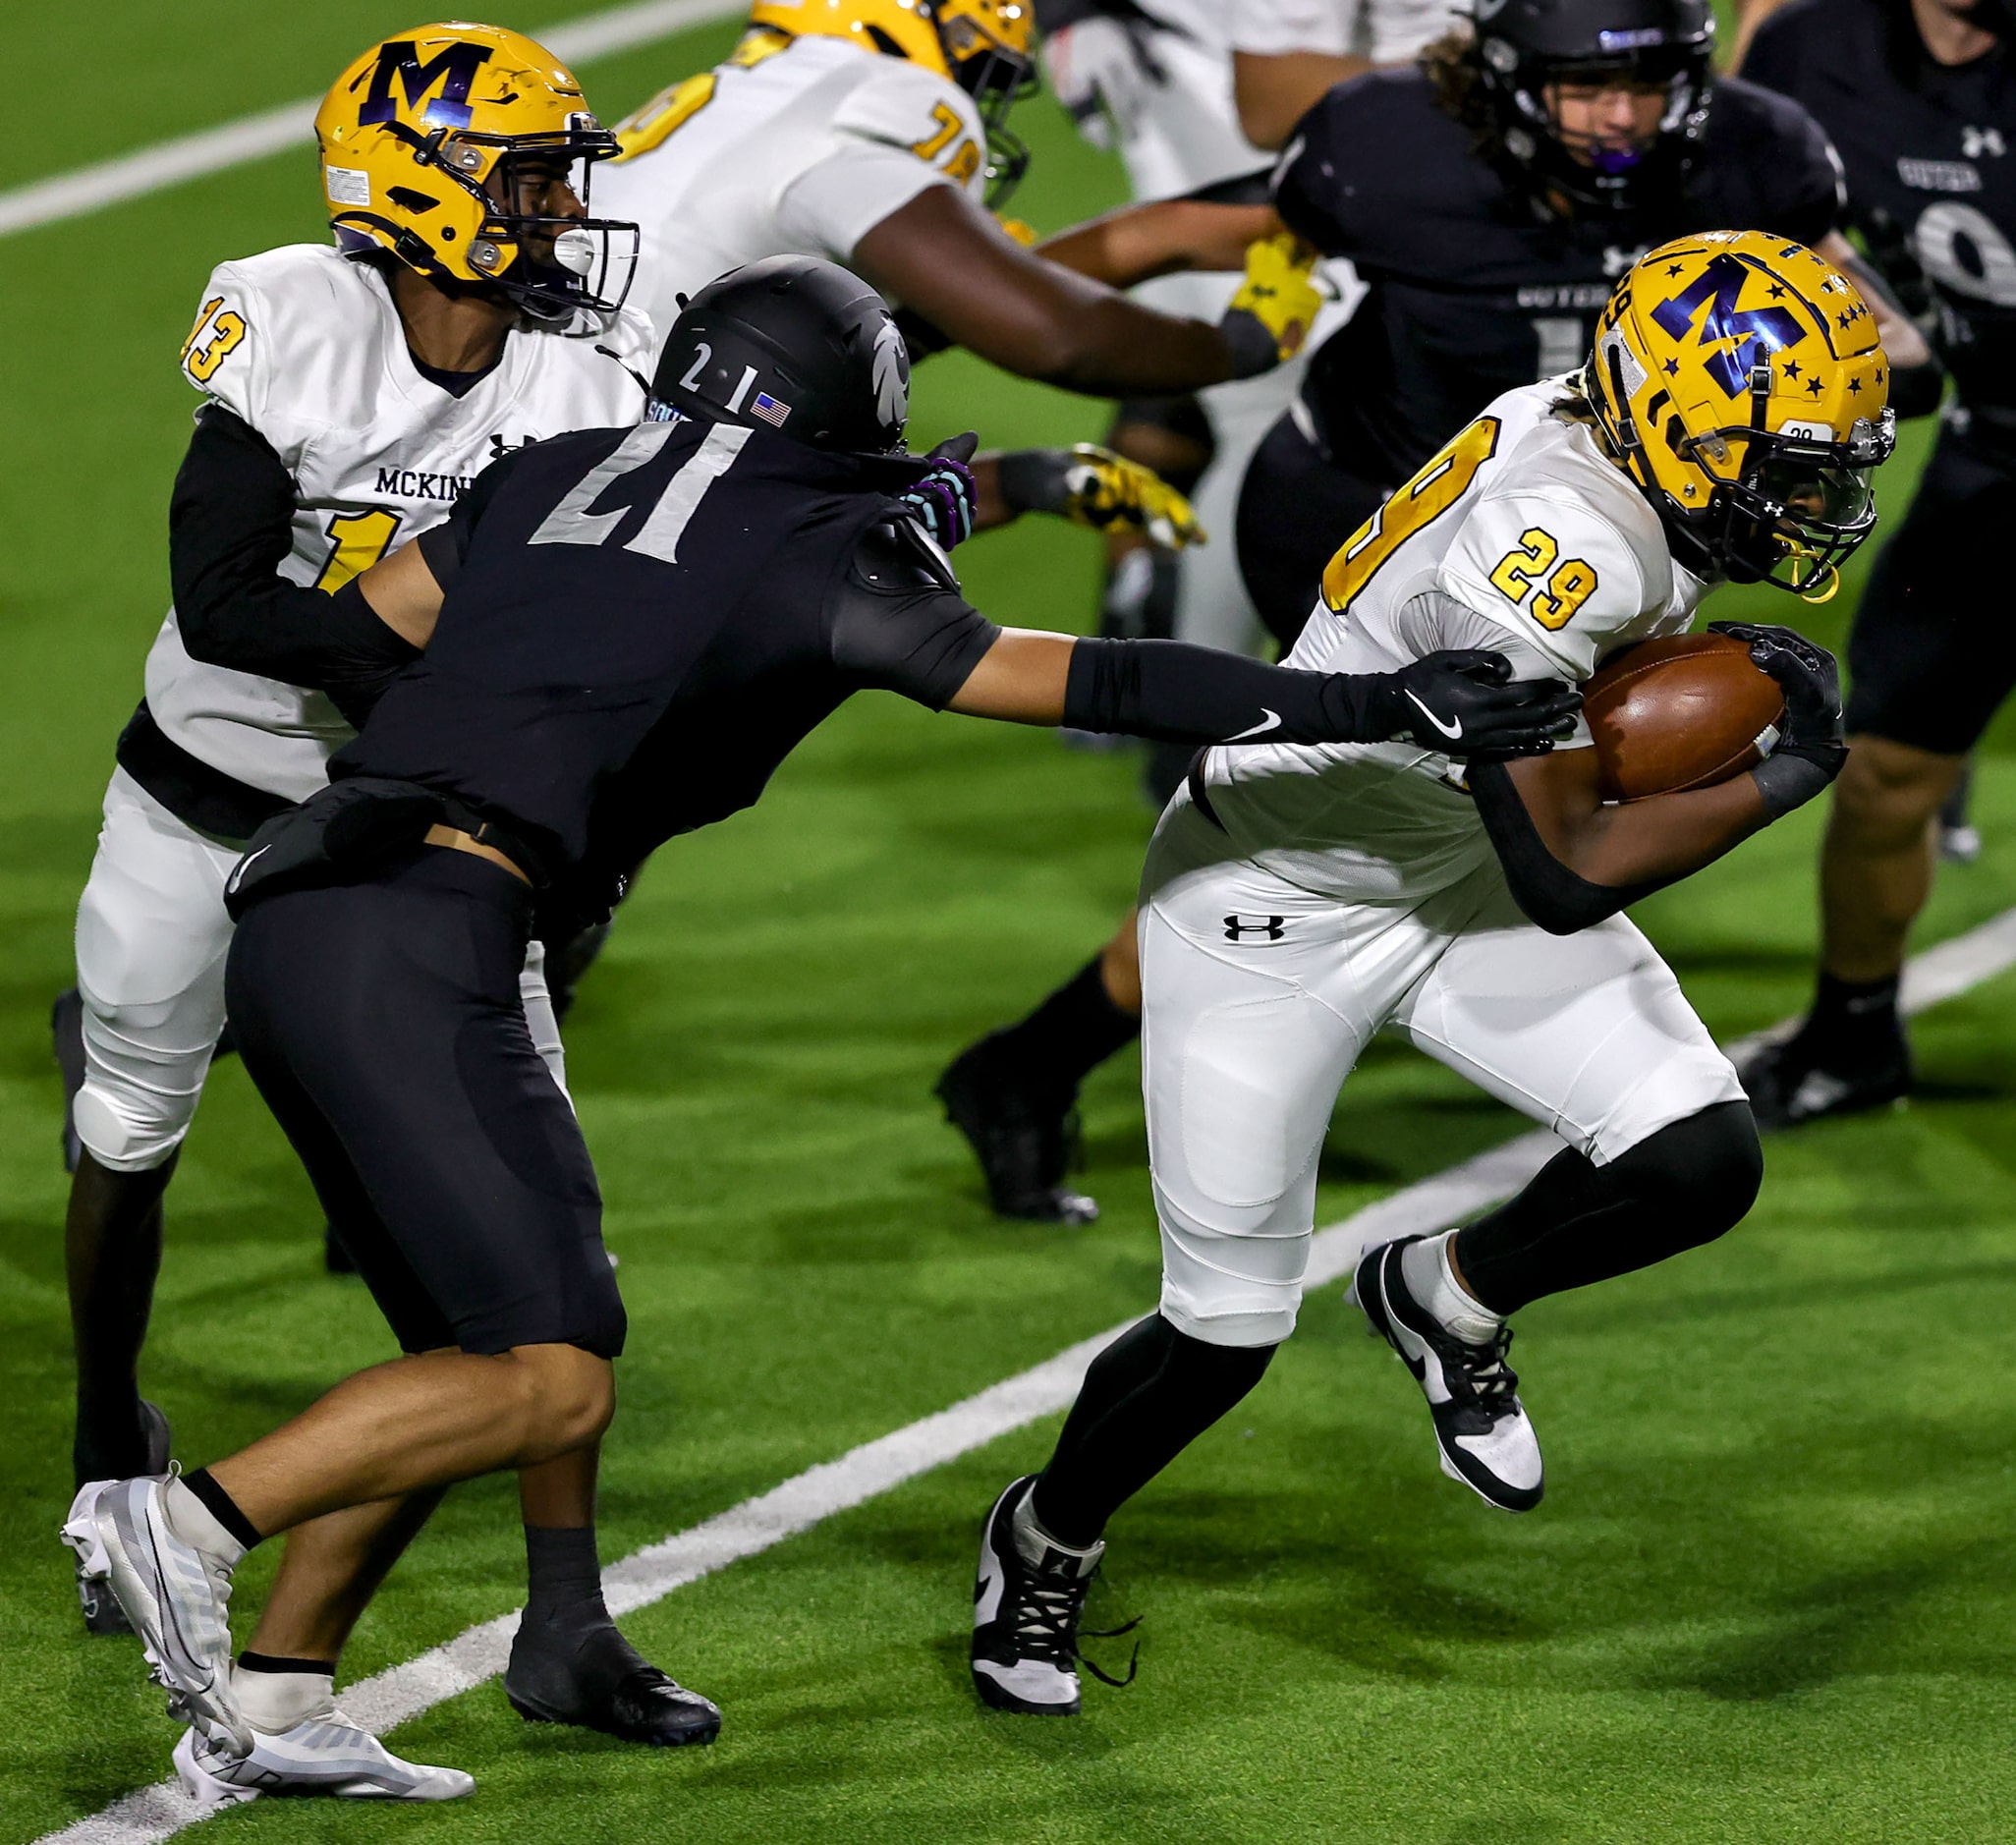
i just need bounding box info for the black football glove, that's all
[1358,650,1581,758]
[1708,621,1847,817]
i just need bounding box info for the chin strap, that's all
[1777,539,1841,604]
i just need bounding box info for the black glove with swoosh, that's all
[1360,650,1583,757]
[1707,621,1848,816]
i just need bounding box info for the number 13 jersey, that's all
[148,243,655,803]
[1190,377,1704,902]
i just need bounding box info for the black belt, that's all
[115,700,295,845]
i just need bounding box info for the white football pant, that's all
[1139,795,1744,1349]
[73,768,566,1172]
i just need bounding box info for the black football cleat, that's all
[1739,1022,1911,1130]
[504,1615,720,1747]
[972,1477,1133,1715]
[74,1398,173,1635]
[52,988,86,1173]
[935,1037,1098,1225]
[1353,1238,1542,1513]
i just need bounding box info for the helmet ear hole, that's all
[386,187,440,214]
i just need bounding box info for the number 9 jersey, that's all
[147,243,656,804]
[1191,376,1703,903]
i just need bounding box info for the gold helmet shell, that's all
[1586,230,1895,597]
[315,22,638,322]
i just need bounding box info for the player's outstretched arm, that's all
[1034,199,1283,290]
[850,186,1306,394]
[1470,625,1848,935]
[947,633,1580,755]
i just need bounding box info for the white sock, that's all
[1011,1485,1101,1570]
[159,1477,247,1571]
[232,1663,336,1735]
[1399,1231,1502,1347]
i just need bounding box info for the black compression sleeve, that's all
[1061,635,1376,745]
[170,406,418,692]
[1467,759,1660,935]
[829,518,1002,707]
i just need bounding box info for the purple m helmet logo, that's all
[1650,253,1806,397]
[359,40,493,132]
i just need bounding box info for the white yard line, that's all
[0,0,740,240]
[36,904,2016,1845]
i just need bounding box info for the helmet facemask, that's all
[1477,29,1712,211]
[398,119,639,325]
[938,4,1037,207]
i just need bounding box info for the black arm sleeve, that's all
[170,406,420,692]
[413,443,534,593]
[1467,759,1661,936]
[1062,635,1384,744]
[829,518,1003,706]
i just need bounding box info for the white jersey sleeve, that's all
[1227,0,1461,63]
[1437,484,1658,683]
[775,61,985,258]
[180,261,285,454]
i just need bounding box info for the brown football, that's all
[1585,632,1787,804]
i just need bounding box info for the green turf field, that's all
[8,9,2016,1842]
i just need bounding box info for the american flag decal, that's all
[751,391,791,426]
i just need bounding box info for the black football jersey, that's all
[334,416,995,905]
[1274,71,1844,482]
[1745,0,2016,415]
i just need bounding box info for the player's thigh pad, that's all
[225,848,623,1358]
[1140,807,1452,1346]
[72,769,241,1170]
[1394,872,1743,1166]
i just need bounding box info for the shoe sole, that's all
[1356,1244,1541,1516]
[63,1480,245,1749]
[505,1688,721,1747]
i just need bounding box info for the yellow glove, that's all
[1057,444,1204,549]
[1219,232,1324,375]
[995,215,1038,247]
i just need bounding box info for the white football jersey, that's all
[148,244,655,802]
[596,34,988,340]
[1193,378,1706,901]
[1227,0,1464,66]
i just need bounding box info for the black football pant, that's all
[1029,1101,1761,1547]
[1235,410,1386,652]
[224,847,625,1359]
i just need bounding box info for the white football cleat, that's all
[61,1477,247,1751]
[174,1711,475,1805]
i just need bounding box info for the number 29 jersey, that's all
[150,243,655,802]
[1191,378,1705,902]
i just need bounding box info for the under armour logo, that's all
[1963,126,2006,159]
[1602,243,1649,278]
[1223,915,1286,941]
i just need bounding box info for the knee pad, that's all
[1626,1099,1764,1244]
[1154,1182,1309,1348]
[72,1081,187,1172]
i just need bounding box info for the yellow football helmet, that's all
[315,22,638,324]
[746,0,1036,202]
[1586,230,1895,598]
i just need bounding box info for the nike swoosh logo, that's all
[1404,689,1464,742]
[1227,708,1282,742]
[226,844,270,894]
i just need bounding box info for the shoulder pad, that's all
[850,514,961,594]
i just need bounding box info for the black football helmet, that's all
[651,255,910,455]
[1471,0,1715,211]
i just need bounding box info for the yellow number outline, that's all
[1487,526,1598,632]
[1322,417,1501,614]
[312,509,403,594]
[183,296,248,383]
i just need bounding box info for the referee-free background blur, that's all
[7,9,2016,1841]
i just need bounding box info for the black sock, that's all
[182,1466,264,1549]
[239,1649,335,1677]
[1453,1101,1763,1315]
[1805,971,1903,1055]
[1031,1313,1275,1549]
[988,956,1141,1096]
[523,1525,611,1630]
